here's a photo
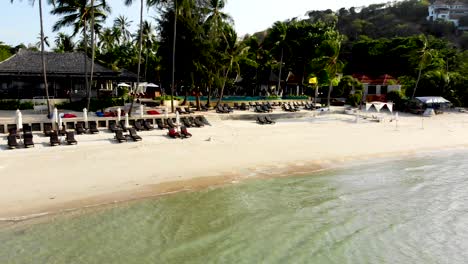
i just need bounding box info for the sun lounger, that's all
[75,122,86,135]
[143,120,154,130]
[58,125,67,136]
[8,128,19,139]
[224,104,234,113]
[180,126,192,138]
[216,104,227,113]
[7,134,18,149]
[201,104,209,111]
[176,107,187,115]
[156,119,166,130]
[167,118,176,128]
[134,120,145,131]
[262,105,272,112]
[257,115,267,124]
[109,122,121,133]
[167,128,180,138]
[44,124,53,137]
[23,132,34,148]
[185,107,195,114]
[50,131,61,146]
[265,115,276,124]
[196,116,210,125]
[128,128,142,141]
[89,121,99,134]
[119,120,128,132]
[240,103,248,110]
[115,130,127,143]
[66,131,77,145]
[255,105,266,113]
[181,117,193,127]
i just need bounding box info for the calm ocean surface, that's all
[1,150,468,264]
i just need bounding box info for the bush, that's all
[56,98,125,112]
[0,100,34,110]
[386,90,407,110]
[266,95,281,100]
[346,92,362,107]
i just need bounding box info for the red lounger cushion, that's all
[63,114,77,118]
[147,110,160,115]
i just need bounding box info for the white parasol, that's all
[83,108,88,124]
[16,110,23,131]
[117,107,122,122]
[58,114,63,131]
[164,106,169,119]
[53,107,58,130]
[139,104,144,118]
[125,113,130,128]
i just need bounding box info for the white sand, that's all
[1,110,468,219]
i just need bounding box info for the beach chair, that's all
[201,104,209,111]
[180,126,192,138]
[185,107,195,114]
[143,120,154,130]
[196,116,210,126]
[7,134,18,149]
[8,128,19,139]
[109,122,121,133]
[257,115,267,125]
[224,104,234,113]
[114,130,127,143]
[43,124,53,137]
[181,117,192,127]
[240,103,248,111]
[119,120,128,132]
[75,122,86,135]
[167,118,176,128]
[66,131,77,145]
[216,104,226,113]
[265,115,276,124]
[156,119,166,130]
[262,104,272,112]
[89,121,99,134]
[192,117,204,127]
[167,128,180,138]
[23,132,34,148]
[50,131,61,146]
[128,128,142,141]
[58,124,67,136]
[134,120,145,131]
[255,105,266,113]
[176,107,187,115]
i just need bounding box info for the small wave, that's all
[404,165,437,172]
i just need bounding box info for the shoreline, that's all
[2,112,468,220]
[1,145,467,222]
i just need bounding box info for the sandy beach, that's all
[1,109,468,219]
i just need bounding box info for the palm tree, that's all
[269,21,289,96]
[11,0,54,115]
[313,31,344,108]
[412,35,436,99]
[114,15,133,44]
[54,32,75,52]
[51,0,109,109]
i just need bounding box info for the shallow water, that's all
[1,150,468,263]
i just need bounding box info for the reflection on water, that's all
[1,150,468,263]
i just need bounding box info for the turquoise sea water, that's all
[1,150,468,263]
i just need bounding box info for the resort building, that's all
[352,74,402,101]
[0,49,137,100]
[427,1,468,28]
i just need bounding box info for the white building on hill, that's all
[427,1,468,28]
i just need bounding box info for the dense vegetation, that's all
[3,0,468,108]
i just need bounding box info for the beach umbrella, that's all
[58,114,63,131]
[164,106,169,119]
[117,107,122,122]
[395,112,399,131]
[83,108,88,124]
[16,110,23,131]
[53,107,58,130]
[125,113,130,128]
[139,104,144,118]
[175,111,181,133]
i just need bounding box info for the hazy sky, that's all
[0,0,402,47]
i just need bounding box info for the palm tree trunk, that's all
[216,66,230,105]
[277,47,283,96]
[327,80,333,108]
[129,0,144,116]
[412,64,423,99]
[145,45,149,81]
[38,0,51,116]
[170,2,177,113]
[83,18,89,106]
[206,82,212,107]
[88,0,95,111]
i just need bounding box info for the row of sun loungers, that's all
[114,128,142,143]
[167,127,192,138]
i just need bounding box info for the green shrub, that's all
[0,100,34,110]
[266,95,281,100]
[19,101,34,110]
[386,90,407,110]
[346,92,362,107]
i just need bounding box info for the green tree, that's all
[54,32,75,52]
[411,35,437,99]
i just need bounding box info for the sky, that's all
[0,0,403,47]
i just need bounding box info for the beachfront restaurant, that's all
[353,74,402,101]
[0,49,137,100]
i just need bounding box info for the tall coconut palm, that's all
[54,32,75,52]
[11,0,55,115]
[411,35,436,99]
[269,21,289,96]
[313,31,344,108]
[114,15,133,45]
[51,0,109,108]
